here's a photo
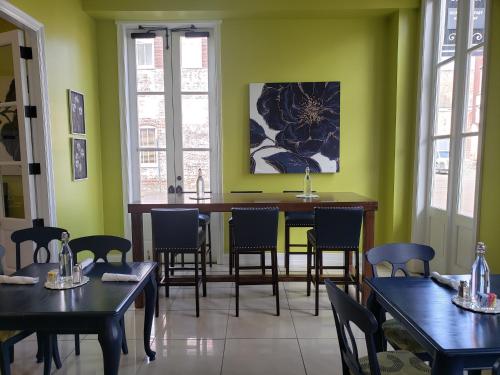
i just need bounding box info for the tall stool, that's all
[283,190,315,275]
[228,190,264,275]
[151,208,207,317]
[307,207,363,316]
[231,207,280,317]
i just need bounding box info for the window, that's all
[136,39,154,69]
[139,127,157,166]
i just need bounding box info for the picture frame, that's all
[68,89,85,135]
[72,138,87,181]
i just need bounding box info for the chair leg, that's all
[260,251,265,275]
[194,251,200,318]
[75,333,80,356]
[170,253,175,276]
[181,253,185,268]
[285,225,290,275]
[154,250,160,317]
[272,249,280,316]
[201,243,207,297]
[164,252,170,298]
[8,346,13,364]
[235,251,240,317]
[207,223,213,267]
[120,317,128,355]
[36,332,43,363]
[343,251,349,293]
[355,250,360,303]
[229,225,234,275]
[306,240,312,297]
[315,247,320,316]
[51,336,62,369]
[1,343,11,375]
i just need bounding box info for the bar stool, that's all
[307,207,363,316]
[151,208,207,317]
[228,190,264,275]
[283,190,315,275]
[231,207,280,317]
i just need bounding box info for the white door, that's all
[419,0,488,274]
[125,25,222,261]
[0,30,38,274]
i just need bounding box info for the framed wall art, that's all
[72,138,87,181]
[68,89,85,135]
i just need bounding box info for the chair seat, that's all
[382,319,427,354]
[359,350,430,375]
[0,330,20,342]
[198,213,211,225]
[285,211,314,226]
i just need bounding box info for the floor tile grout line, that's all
[219,287,232,375]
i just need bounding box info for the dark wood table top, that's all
[366,275,500,354]
[128,192,378,213]
[0,262,156,320]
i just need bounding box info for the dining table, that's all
[366,275,500,374]
[128,191,378,307]
[0,262,157,375]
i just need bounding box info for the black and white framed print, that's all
[250,82,340,174]
[72,138,87,181]
[68,89,85,135]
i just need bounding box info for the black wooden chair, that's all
[0,244,61,375]
[11,226,66,368]
[365,243,435,360]
[231,207,280,317]
[307,207,363,316]
[325,279,431,375]
[283,190,315,275]
[69,235,132,355]
[228,191,265,275]
[151,208,207,317]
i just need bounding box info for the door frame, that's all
[0,1,57,227]
[116,20,223,263]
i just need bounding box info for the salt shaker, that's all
[72,264,82,284]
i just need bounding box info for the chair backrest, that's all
[230,190,263,193]
[365,243,435,277]
[314,207,363,249]
[0,244,5,275]
[69,235,131,264]
[151,208,200,251]
[493,358,500,375]
[231,207,279,250]
[325,279,381,375]
[11,226,67,270]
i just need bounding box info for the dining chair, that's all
[10,226,66,367]
[231,207,280,317]
[307,207,363,315]
[228,190,265,275]
[325,279,431,375]
[69,235,132,355]
[283,190,315,275]
[365,243,435,360]
[151,208,207,317]
[0,244,61,375]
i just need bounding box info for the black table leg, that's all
[40,333,52,375]
[432,353,463,375]
[366,293,386,352]
[98,318,123,375]
[144,273,157,361]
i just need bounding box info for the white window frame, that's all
[116,21,223,262]
[412,0,490,245]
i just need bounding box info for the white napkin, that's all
[79,258,93,269]
[101,273,140,282]
[0,275,39,284]
[431,272,460,290]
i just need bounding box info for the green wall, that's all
[10,0,104,239]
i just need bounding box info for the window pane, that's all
[183,151,210,193]
[434,61,455,136]
[431,139,450,210]
[140,151,167,200]
[463,47,483,133]
[136,37,164,92]
[182,94,209,148]
[0,166,24,219]
[137,95,166,148]
[180,36,208,92]
[439,0,459,61]
[469,0,486,47]
[0,45,15,103]
[458,135,478,217]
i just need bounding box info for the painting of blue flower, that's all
[250,82,340,174]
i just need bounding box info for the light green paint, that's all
[8,0,104,239]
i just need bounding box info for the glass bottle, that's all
[470,242,490,302]
[303,167,312,196]
[59,231,73,285]
[196,168,205,199]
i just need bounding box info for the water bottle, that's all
[59,232,73,285]
[303,167,312,196]
[470,242,490,302]
[196,168,205,199]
